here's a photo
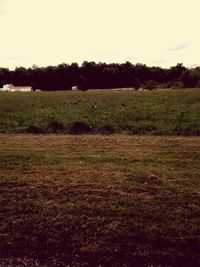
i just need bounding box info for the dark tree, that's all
[132,78,140,90]
[181,69,198,88]
[1,61,200,91]
[78,76,88,91]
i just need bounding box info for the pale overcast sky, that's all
[0,0,200,69]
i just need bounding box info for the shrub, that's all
[128,124,157,135]
[142,80,158,90]
[195,81,200,88]
[70,121,92,134]
[159,82,171,89]
[132,78,140,90]
[170,80,184,89]
[78,76,88,91]
[47,121,65,133]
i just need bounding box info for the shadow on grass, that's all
[70,121,93,134]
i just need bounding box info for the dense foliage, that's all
[1,62,200,90]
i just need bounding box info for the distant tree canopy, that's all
[1,62,200,91]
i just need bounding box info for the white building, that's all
[0,84,32,92]
[71,86,79,91]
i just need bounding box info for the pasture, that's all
[1,89,200,266]
[0,88,200,135]
[1,134,200,266]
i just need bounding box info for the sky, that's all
[0,0,200,69]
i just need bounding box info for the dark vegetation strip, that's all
[0,62,200,90]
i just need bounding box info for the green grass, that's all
[0,89,200,135]
[1,134,200,265]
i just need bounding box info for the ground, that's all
[1,134,200,266]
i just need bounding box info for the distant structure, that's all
[71,86,79,91]
[0,84,32,92]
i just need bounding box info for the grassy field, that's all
[1,134,200,266]
[0,89,200,135]
[1,89,200,266]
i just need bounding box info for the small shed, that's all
[71,86,79,91]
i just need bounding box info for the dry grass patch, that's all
[1,134,200,266]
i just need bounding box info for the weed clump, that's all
[70,121,92,134]
[21,125,45,134]
[128,124,157,135]
[47,121,65,133]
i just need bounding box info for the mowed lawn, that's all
[0,89,200,135]
[1,134,200,266]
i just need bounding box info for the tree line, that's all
[0,62,200,90]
